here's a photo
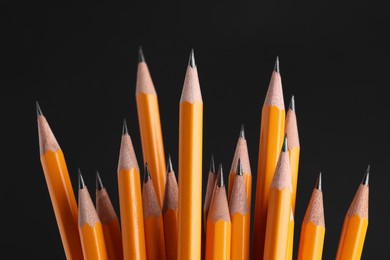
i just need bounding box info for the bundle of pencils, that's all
[36,48,370,260]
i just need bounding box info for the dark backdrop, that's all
[2,1,389,259]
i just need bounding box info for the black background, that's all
[2,1,389,259]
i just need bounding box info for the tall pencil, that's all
[117,120,146,260]
[96,171,123,260]
[298,173,325,260]
[78,170,108,260]
[336,166,370,260]
[229,159,250,260]
[135,47,166,207]
[178,49,203,260]
[143,163,166,260]
[253,57,286,260]
[228,125,252,209]
[285,95,300,212]
[263,136,292,260]
[162,155,179,260]
[36,102,83,259]
[205,164,231,260]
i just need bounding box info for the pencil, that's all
[228,125,252,210]
[95,171,123,260]
[252,57,286,260]
[229,159,250,260]
[135,47,166,207]
[78,170,108,260]
[202,154,216,259]
[142,163,167,260]
[263,136,292,260]
[204,154,217,230]
[285,95,300,212]
[206,164,231,260]
[162,154,179,260]
[286,208,295,260]
[117,120,146,260]
[36,102,83,259]
[297,173,325,260]
[178,49,203,260]
[336,166,370,260]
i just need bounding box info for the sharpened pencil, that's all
[96,171,123,260]
[178,49,204,260]
[36,102,83,259]
[253,57,286,260]
[135,47,166,207]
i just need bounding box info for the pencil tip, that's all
[122,118,128,135]
[316,172,322,190]
[78,169,86,189]
[282,134,288,152]
[289,95,295,111]
[362,165,370,185]
[167,154,174,173]
[144,163,151,183]
[210,154,216,173]
[239,124,245,139]
[36,101,43,116]
[236,158,243,176]
[274,56,280,73]
[96,171,104,191]
[189,49,195,68]
[138,46,145,63]
[217,163,224,187]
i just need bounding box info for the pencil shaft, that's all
[136,92,166,207]
[178,102,203,259]
[38,114,83,259]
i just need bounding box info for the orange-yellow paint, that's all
[101,220,123,260]
[118,168,146,260]
[228,174,252,210]
[253,105,285,260]
[163,208,178,260]
[206,220,231,260]
[263,188,291,260]
[288,147,300,212]
[178,101,203,260]
[230,213,250,260]
[136,93,166,207]
[298,222,325,260]
[336,215,368,260]
[79,223,108,260]
[286,214,295,260]
[144,215,166,260]
[41,150,83,260]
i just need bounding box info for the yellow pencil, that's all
[229,159,250,260]
[285,95,300,213]
[135,47,166,207]
[162,155,179,260]
[143,163,166,260]
[96,171,123,260]
[263,136,292,260]
[206,164,231,260]
[36,102,83,259]
[298,173,325,260]
[117,120,146,260]
[78,170,108,260]
[178,49,203,260]
[336,166,370,260]
[253,58,286,260]
[228,125,252,211]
